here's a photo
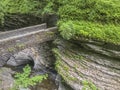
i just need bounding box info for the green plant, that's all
[58,0,120,23]
[41,1,55,15]
[0,0,42,25]
[82,80,99,90]
[12,65,48,90]
[0,0,58,25]
[57,0,120,45]
[58,20,120,44]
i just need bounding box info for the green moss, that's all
[46,32,54,35]
[56,60,78,82]
[57,0,120,44]
[53,48,78,82]
[7,43,25,52]
[8,47,15,52]
[15,43,25,49]
[82,80,99,90]
[0,0,57,25]
[58,0,120,24]
[65,50,84,61]
[46,32,55,38]
[0,0,39,24]
[59,20,120,44]
[53,48,70,72]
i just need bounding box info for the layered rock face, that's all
[53,39,120,90]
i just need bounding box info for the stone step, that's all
[0,24,57,55]
[0,23,47,40]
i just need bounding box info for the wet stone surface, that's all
[31,78,58,90]
[0,67,15,90]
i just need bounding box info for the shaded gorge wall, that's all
[0,14,58,31]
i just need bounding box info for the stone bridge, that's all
[0,23,57,69]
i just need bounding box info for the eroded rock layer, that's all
[53,39,120,90]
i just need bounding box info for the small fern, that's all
[12,64,48,90]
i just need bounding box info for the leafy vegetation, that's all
[12,65,48,90]
[57,0,120,44]
[1,0,120,44]
[59,20,120,44]
[0,0,38,25]
[1,0,118,89]
[0,0,57,25]
[58,0,120,23]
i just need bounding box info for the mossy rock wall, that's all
[58,0,120,23]
[0,14,43,31]
[53,38,120,90]
[58,0,120,45]
[0,14,57,31]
